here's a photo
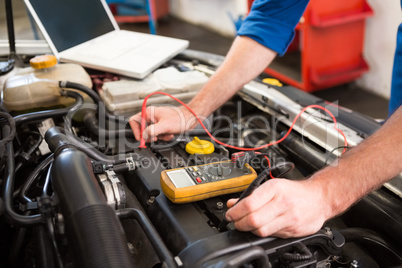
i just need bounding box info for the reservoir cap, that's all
[185,137,214,155]
[30,55,58,69]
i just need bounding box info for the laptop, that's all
[24,0,189,79]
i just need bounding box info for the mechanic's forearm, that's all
[187,36,277,118]
[313,107,402,220]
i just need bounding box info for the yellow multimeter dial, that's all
[160,160,257,204]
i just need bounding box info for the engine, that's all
[0,50,401,268]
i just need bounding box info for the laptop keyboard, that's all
[79,31,150,60]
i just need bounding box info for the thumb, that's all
[226,198,239,208]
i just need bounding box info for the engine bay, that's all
[0,50,401,268]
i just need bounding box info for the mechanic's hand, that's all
[129,105,198,142]
[225,178,329,238]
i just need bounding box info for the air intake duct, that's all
[46,127,134,268]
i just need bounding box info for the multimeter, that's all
[160,160,257,203]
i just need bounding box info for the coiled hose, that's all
[1,125,43,226]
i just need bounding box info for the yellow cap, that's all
[262,78,283,87]
[185,137,215,155]
[30,55,58,69]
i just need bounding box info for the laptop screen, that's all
[28,0,116,52]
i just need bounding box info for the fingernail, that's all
[225,214,232,222]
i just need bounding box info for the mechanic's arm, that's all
[129,35,277,142]
[225,106,402,238]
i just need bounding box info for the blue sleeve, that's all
[389,23,402,116]
[238,0,310,56]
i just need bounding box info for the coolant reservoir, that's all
[1,55,93,112]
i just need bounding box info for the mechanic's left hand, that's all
[129,105,196,142]
[225,178,329,238]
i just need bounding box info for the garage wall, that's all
[356,0,401,100]
[169,0,248,37]
[169,0,402,100]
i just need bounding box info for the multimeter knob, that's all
[208,165,231,176]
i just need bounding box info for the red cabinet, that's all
[248,0,373,92]
[108,0,169,25]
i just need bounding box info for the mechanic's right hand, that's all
[129,105,198,142]
[224,177,329,239]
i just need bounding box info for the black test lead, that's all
[218,162,295,231]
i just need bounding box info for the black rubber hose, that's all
[214,246,269,268]
[19,153,54,204]
[0,111,16,146]
[44,127,76,156]
[59,81,126,123]
[83,111,133,138]
[9,213,30,265]
[51,147,134,268]
[280,242,313,262]
[13,90,83,125]
[45,126,137,165]
[59,81,101,103]
[117,208,176,268]
[67,134,128,164]
[339,228,402,264]
[15,131,43,174]
[1,125,43,226]
[35,225,56,268]
[44,211,64,268]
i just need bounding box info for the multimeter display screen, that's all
[167,170,195,188]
